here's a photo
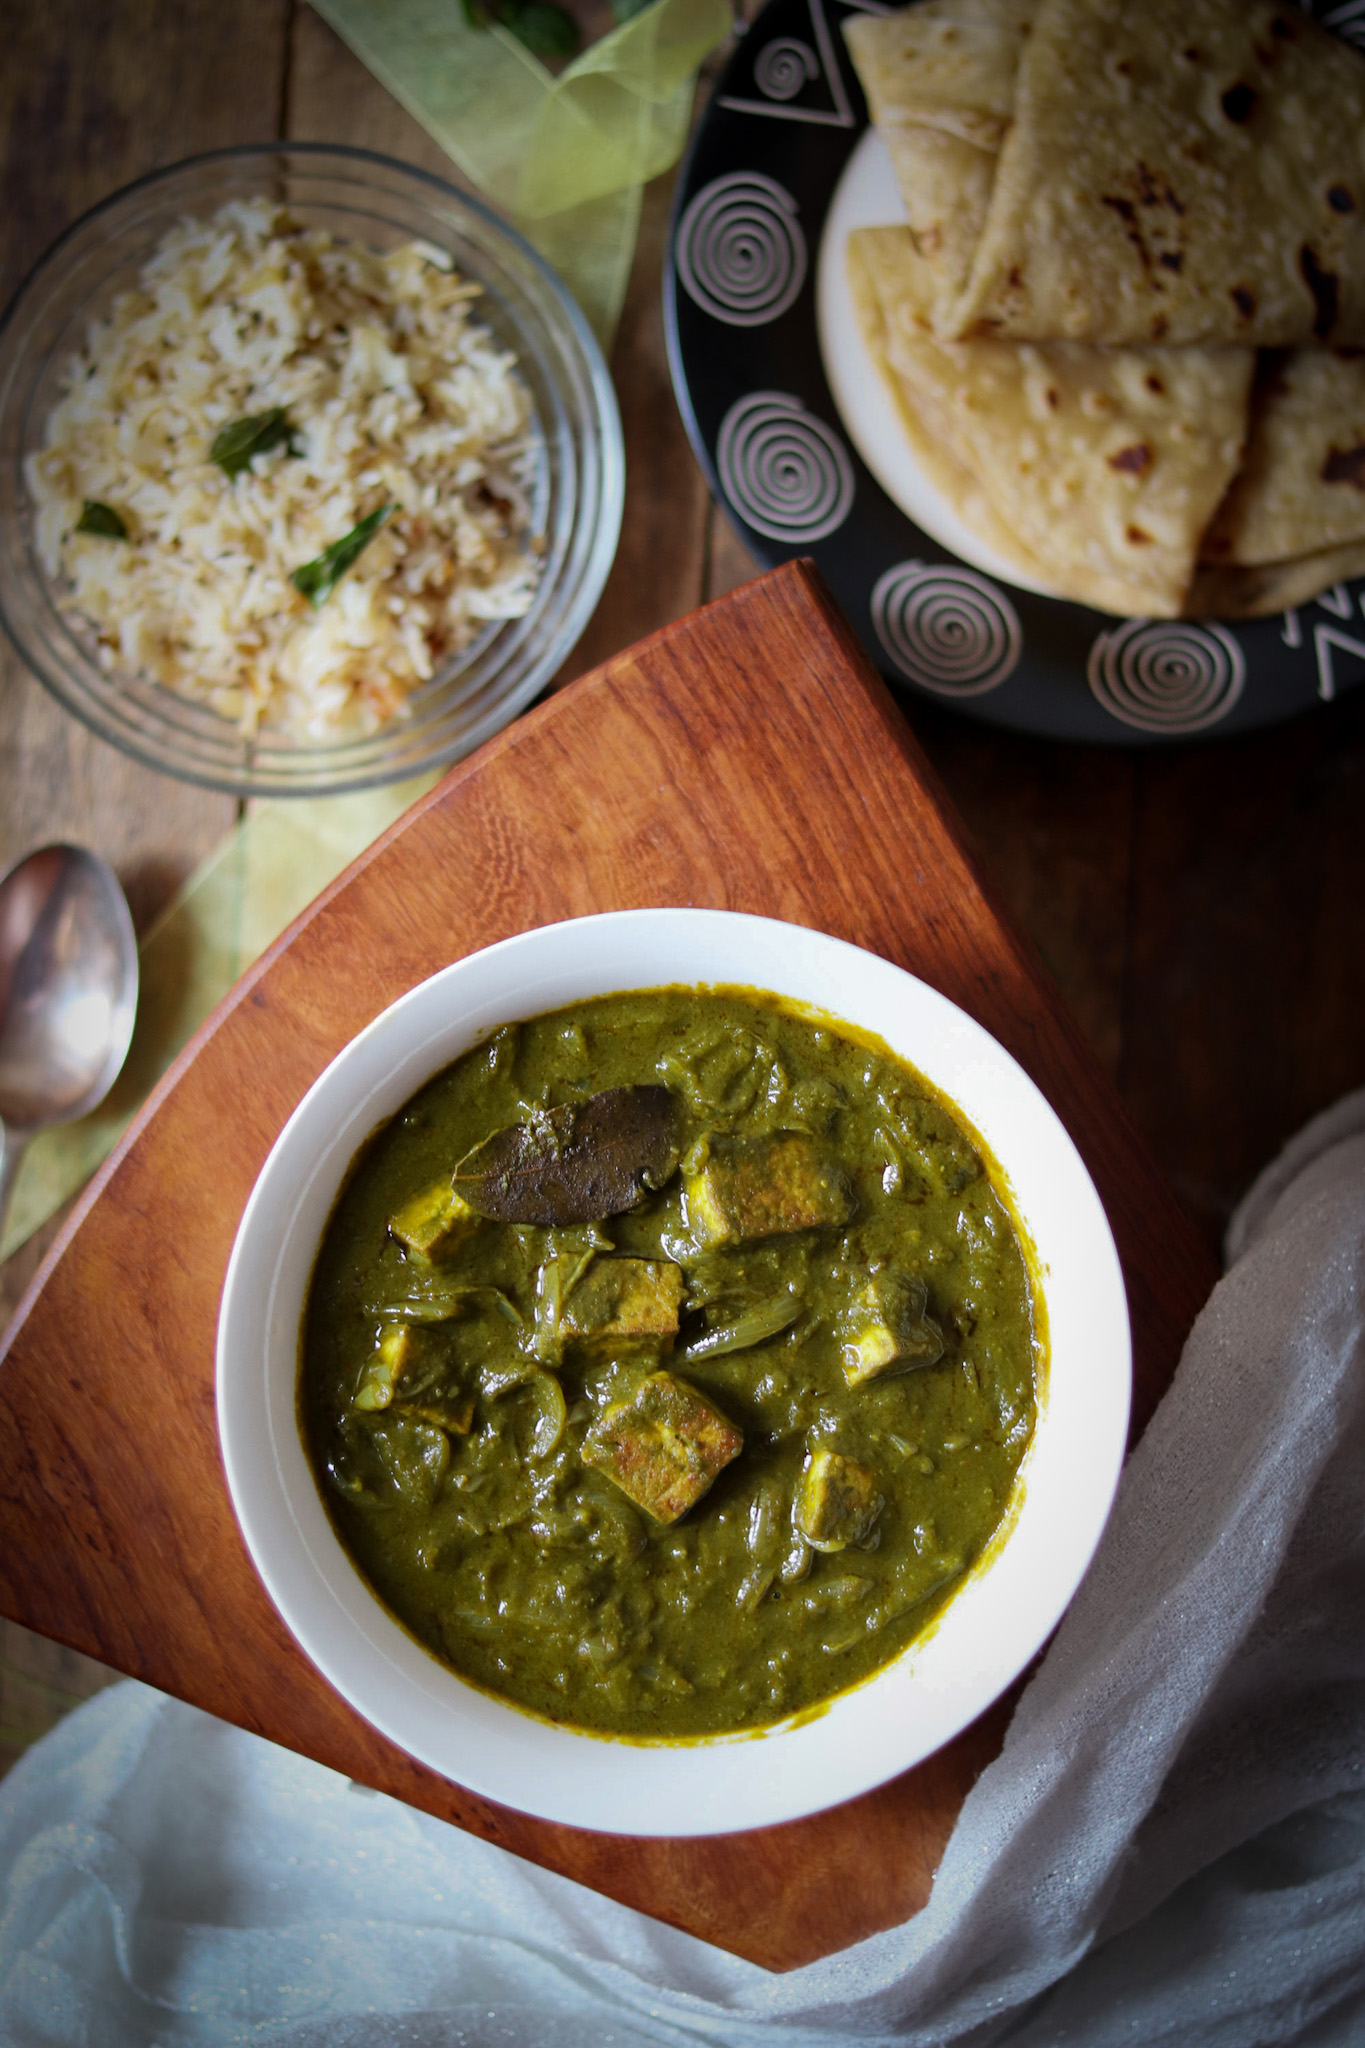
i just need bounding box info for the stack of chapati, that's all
[843,0,1365,617]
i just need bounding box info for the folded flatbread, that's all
[1201,348,1365,565]
[848,233,1060,596]
[844,0,1031,326]
[849,225,1253,616]
[1188,541,1365,620]
[843,0,1030,147]
[947,0,1365,346]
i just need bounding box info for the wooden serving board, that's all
[0,562,1215,1971]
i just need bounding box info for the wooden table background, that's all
[2,0,1364,1788]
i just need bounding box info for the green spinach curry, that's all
[300,989,1041,1738]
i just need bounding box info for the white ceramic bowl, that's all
[217,910,1130,1837]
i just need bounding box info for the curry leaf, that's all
[75,500,127,540]
[454,1085,678,1225]
[500,0,580,57]
[291,502,395,608]
[210,406,298,479]
[458,0,578,54]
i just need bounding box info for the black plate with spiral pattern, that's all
[664,0,1365,744]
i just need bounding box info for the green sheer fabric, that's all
[311,0,731,344]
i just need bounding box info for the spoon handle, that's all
[0,1120,30,1246]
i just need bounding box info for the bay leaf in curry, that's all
[453,1082,678,1224]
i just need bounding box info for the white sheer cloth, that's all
[3,1092,1364,2046]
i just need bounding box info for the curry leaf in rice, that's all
[292,502,396,609]
[209,406,299,480]
[74,500,127,540]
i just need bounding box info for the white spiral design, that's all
[675,173,808,327]
[870,562,1022,696]
[1087,618,1245,732]
[754,37,818,99]
[717,392,855,543]
[1322,1,1365,54]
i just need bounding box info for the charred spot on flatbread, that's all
[1099,167,1188,291]
[1139,161,1185,216]
[1220,83,1257,123]
[1261,353,1293,402]
[1323,444,1365,491]
[1109,443,1153,477]
[1328,187,1356,216]
[1300,245,1340,340]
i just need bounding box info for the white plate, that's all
[218,909,1130,1838]
[666,0,1365,739]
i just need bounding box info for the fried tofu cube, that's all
[682,1133,852,1249]
[841,1272,945,1387]
[354,1323,421,1411]
[388,1180,479,1259]
[582,1371,743,1524]
[403,1392,477,1435]
[562,1257,684,1348]
[794,1446,883,1552]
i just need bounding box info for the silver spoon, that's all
[0,844,139,1243]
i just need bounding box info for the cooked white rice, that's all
[27,199,542,741]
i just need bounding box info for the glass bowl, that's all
[0,145,624,797]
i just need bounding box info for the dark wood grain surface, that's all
[0,563,1213,1968]
[2,0,1364,1956]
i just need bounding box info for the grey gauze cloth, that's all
[2,1093,1364,2046]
